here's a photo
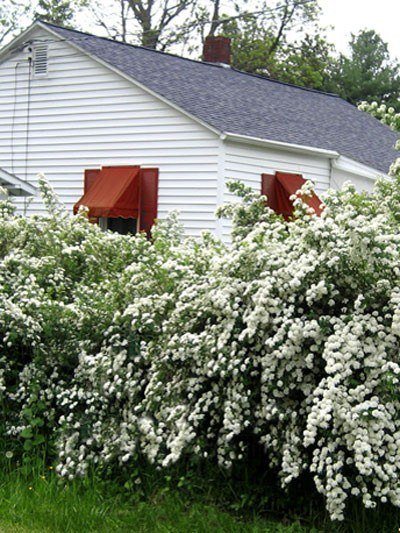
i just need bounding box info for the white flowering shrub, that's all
[2,168,400,521]
[358,101,400,132]
[0,176,148,451]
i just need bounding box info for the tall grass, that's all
[0,456,399,532]
[0,458,310,533]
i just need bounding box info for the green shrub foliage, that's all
[2,165,400,521]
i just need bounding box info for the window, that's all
[100,217,137,235]
[75,166,159,238]
[33,44,48,77]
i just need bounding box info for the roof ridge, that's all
[38,19,340,98]
[229,66,340,97]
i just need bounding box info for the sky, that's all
[11,0,400,61]
[319,0,400,58]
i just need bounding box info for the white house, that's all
[0,20,398,238]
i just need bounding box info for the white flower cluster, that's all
[2,170,400,521]
[359,101,400,132]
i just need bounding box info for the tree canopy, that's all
[0,1,28,45]
[332,30,400,109]
[0,1,399,109]
[34,0,78,26]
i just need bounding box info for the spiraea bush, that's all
[358,101,400,132]
[2,157,400,521]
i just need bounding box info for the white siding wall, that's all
[221,140,331,239]
[331,168,375,192]
[0,28,220,236]
[330,157,381,193]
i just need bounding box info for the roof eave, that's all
[223,132,387,180]
[223,132,340,159]
[0,20,43,65]
[331,155,387,181]
[0,168,37,197]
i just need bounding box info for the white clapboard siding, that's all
[330,157,381,193]
[0,27,220,236]
[221,140,331,239]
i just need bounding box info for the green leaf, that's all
[32,418,44,428]
[20,428,33,439]
[23,439,33,451]
[33,434,45,445]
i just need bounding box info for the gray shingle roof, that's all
[42,21,399,173]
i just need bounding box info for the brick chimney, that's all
[203,36,231,66]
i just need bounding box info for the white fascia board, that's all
[0,168,37,197]
[223,132,340,159]
[0,22,60,65]
[35,22,221,138]
[0,25,36,63]
[331,155,386,181]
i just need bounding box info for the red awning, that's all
[74,166,141,219]
[261,172,323,219]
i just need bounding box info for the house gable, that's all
[0,25,221,236]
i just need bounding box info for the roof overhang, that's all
[0,22,51,66]
[0,168,37,196]
[222,132,340,159]
[222,132,386,181]
[331,155,385,181]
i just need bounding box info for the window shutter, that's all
[84,169,101,193]
[261,173,278,211]
[139,168,159,237]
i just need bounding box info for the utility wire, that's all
[23,57,32,216]
[24,57,32,183]
[10,61,20,174]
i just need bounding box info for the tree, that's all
[86,0,320,54]
[127,0,195,49]
[87,0,131,42]
[223,16,275,75]
[0,0,85,46]
[34,0,87,27]
[270,34,336,91]
[332,30,400,109]
[211,0,323,80]
[88,0,196,49]
[35,0,73,25]
[0,1,28,45]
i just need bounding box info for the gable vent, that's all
[33,44,48,76]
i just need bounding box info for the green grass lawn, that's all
[0,463,312,533]
[1,460,399,532]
